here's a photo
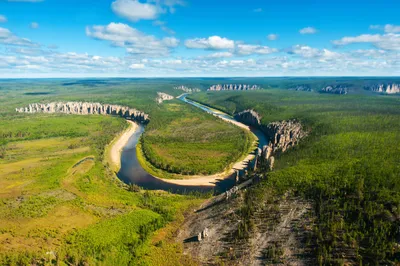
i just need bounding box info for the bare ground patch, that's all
[177,190,316,265]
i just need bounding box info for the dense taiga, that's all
[1,0,400,265]
[0,78,399,265]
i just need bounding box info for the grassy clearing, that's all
[141,101,253,176]
[190,89,400,265]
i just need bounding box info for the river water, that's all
[117,95,268,194]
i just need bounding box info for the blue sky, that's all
[0,0,399,77]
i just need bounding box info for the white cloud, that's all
[2,49,400,77]
[185,36,234,50]
[6,47,47,55]
[162,36,179,47]
[333,33,400,51]
[129,63,145,69]
[288,45,342,61]
[253,8,262,12]
[299,27,317,34]
[289,45,320,58]
[111,0,184,22]
[267,34,278,41]
[86,22,179,56]
[202,52,233,58]
[150,0,185,13]
[384,24,400,33]
[0,15,7,23]
[236,44,277,55]
[111,0,159,22]
[369,24,400,33]
[2,23,400,77]
[351,49,387,57]
[0,27,38,46]
[333,34,381,45]
[30,22,39,29]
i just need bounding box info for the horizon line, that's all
[1,75,400,80]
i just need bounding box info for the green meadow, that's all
[0,111,205,265]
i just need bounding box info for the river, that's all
[117,94,268,194]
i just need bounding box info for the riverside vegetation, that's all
[1,78,399,265]
[190,89,400,265]
[0,79,251,265]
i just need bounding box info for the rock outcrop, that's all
[208,84,261,91]
[234,109,261,127]
[174,85,201,93]
[15,102,149,123]
[267,156,275,171]
[235,109,306,154]
[263,120,307,153]
[320,85,348,95]
[254,120,307,171]
[288,85,313,92]
[233,107,307,173]
[156,92,174,104]
[364,84,400,94]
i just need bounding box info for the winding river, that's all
[117,95,268,194]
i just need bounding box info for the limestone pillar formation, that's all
[15,101,149,123]
[267,156,275,171]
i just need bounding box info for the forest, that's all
[1,78,399,265]
[190,89,400,265]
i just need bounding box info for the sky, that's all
[0,0,400,77]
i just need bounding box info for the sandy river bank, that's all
[110,120,256,187]
[109,120,138,171]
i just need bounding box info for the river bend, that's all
[117,95,267,194]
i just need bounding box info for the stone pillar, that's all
[267,156,275,171]
[253,155,258,171]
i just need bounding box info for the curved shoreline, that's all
[108,120,138,171]
[134,98,260,186]
[112,96,264,188]
[154,151,256,186]
[109,119,249,187]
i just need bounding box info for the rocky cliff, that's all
[253,119,307,171]
[320,85,348,95]
[156,92,174,104]
[263,120,307,153]
[234,109,308,173]
[234,109,261,127]
[234,108,307,171]
[15,102,149,123]
[208,84,261,91]
[364,83,400,94]
[174,85,201,93]
[234,110,306,153]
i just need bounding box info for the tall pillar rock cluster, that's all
[234,109,307,172]
[15,102,149,123]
